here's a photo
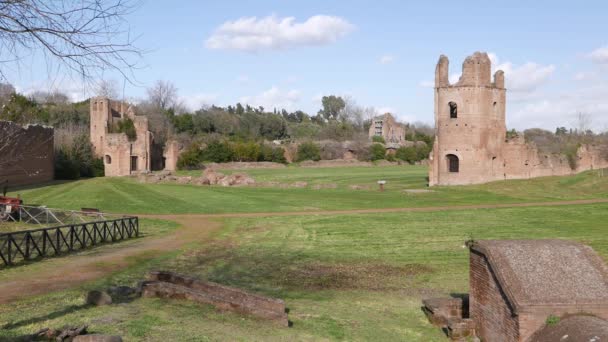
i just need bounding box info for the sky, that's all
[5,0,608,131]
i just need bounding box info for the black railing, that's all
[0,216,139,267]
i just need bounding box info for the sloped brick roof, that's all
[471,240,608,313]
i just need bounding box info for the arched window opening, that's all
[446,154,459,173]
[105,155,112,164]
[449,102,458,118]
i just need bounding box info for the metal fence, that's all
[0,216,139,267]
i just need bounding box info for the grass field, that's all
[1,165,608,341]
[8,165,608,214]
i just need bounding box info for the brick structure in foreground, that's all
[470,240,608,341]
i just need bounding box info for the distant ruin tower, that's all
[429,52,506,186]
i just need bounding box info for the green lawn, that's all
[2,204,608,340]
[8,165,608,214]
[2,165,608,341]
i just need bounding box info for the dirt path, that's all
[1,198,608,304]
[0,216,222,304]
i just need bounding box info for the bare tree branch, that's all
[0,0,143,85]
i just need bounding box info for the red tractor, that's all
[0,180,22,221]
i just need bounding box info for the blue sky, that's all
[7,0,608,130]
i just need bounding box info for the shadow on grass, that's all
[1,304,89,330]
[168,242,435,300]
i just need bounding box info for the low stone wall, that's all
[142,271,289,326]
[0,121,54,187]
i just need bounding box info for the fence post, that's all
[7,234,13,265]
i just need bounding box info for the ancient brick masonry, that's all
[368,113,406,144]
[470,240,608,341]
[0,121,54,186]
[142,271,289,326]
[424,239,608,341]
[429,52,608,186]
[89,97,181,176]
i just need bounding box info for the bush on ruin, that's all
[372,135,385,143]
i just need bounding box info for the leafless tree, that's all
[0,0,142,83]
[575,112,593,134]
[29,89,69,104]
[95,79,119,98]
[146,80,178,111]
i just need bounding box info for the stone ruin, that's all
[429,52,608,186]
[423,239,608,341]
[142,271,289,326]
[89,97,182,177]
[136,169,255,187]
[0,121,54,187]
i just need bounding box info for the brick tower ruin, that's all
[429,52,506,186]
[428,52,608,186]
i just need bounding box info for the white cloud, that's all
[589,46,608,64]
[442,53,555,93]
[494,61,555,93]
[240,86,301,110]
[17,80,90,102]
[379,55,395,64]
[205,15,354,52]
[180,93,220,111]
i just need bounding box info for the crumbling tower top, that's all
[435,51,505,88]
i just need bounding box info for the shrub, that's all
[177,143,203,170]
[116,118,137,141]
[396,146,417,164]
[370,143,386,161]
[54,149,81,180]
[259,144,287,164]
[233,141,260,162]
[201,141,234,163]
[297,142,321,162]
[54,132,104,179]
[545,315,560,326]
[372,135,385,143]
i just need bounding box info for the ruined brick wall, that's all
[369,113,405,144]
[429,52,608,186]
[0,121,54,187]
[162,140,181,171]
[430,52,507,186]
[90,97,154,176]
[469,250,519,341]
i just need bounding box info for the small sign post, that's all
[377,180,386,192]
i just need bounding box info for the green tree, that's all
[236,103,245,115]
[201,141,234,162]
[318,95,346,121]
[0,93,48,124]
[396,146,417,164]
